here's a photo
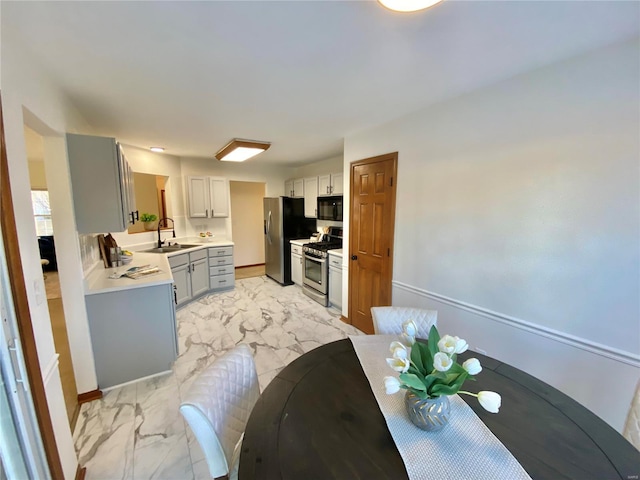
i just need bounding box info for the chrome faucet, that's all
[157,217,176,248]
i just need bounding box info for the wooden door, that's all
[348,153,397,334]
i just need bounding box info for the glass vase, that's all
[404,391,451,431]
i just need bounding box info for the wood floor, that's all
[235,264,265,279]
[44,271,79,429]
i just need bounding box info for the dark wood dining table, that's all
[239,338,640,479]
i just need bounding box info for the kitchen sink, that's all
[142,244,200,254]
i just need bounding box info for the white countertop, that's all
[328,248,343,256]
[85,239,234,295]
[290,238,312,246]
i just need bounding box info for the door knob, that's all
[351,255,358,260]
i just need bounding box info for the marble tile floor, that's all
[73,275,364,480]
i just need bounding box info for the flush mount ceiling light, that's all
[215,138,271,162]
[150,147,165,152]
[378,0,443,12]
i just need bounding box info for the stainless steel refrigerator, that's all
[264,197,316,285]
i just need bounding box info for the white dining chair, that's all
[180,344,260,480]
[623,379,640,451]
[371,306,438,337]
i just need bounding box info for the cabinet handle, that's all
[326,186,329,194]
[218,259,225,264]
[135,210,139,221]
[187,264,191,272]
[192,263,196,272]
[220,279,226,283]
[173,285,177,304]
[219,268,226,272]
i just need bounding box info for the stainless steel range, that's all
[302,227,342,306]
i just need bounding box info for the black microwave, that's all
[317,195,343,221]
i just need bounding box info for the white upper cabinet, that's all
[209,177,229,218]
[303,177,318,218]
[187,176,229,218]
[187,176,209,218]
[66,133,138,233]
[284,178,304,197]
[284,179,294,197]
[318,172,343,196]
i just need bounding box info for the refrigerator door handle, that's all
[267,211,272,245]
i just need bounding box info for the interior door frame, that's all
[347,152,398,331]
[1,93,65,478]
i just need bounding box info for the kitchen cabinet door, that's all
[188,176,209,218]
[293,178,304,198]
[190,257,209,298]
[284,180,294,197]
[209,177,229,218]
[331,172,343,195]
[291,252,303,286]
[318,175,331,196]
[318,173,343,196]
[303,177,318,218]
[67,133,135,233]
[329,265,342,309]
[172,263,191,305]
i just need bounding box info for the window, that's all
[31,190,53,236]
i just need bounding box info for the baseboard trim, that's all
[75,465,86,480]
[393,281,640,367]
[340,315,349,325]
[235,263,265,269]
[77,389,102,404]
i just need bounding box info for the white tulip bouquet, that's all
[383,321,501,413]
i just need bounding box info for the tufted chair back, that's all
[180,344,260,479]
[623,379,640,452]
[371,307,438,337]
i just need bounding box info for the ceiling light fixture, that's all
[150,147,165,152]
[215,138,271,162]
[378,0,443,13]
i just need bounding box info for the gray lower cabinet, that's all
[170,249,209,306]
[85,283,177,389]
[208,246,235,291]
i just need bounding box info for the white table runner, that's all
[349,335,532,480]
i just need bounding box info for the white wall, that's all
[343,38,640,431]
[292,154,343,178]
[2,32,96,479]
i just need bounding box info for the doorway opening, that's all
[230,181,266,279]
[24,125,79,429]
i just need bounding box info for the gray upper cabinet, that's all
[187,176,229,218]
[66,133,138,233]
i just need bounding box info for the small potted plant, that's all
[140,213,158,231]
[384,323,501,431]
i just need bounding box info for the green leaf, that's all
[428,325,440,358]
[422,374,440,395]
[399,373,427,391]
[410,344,424,373]
[418,342,434,373]
[430,383,461,396]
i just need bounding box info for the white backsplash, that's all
[79,233,101,272]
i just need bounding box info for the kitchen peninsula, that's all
[83,240,233,389]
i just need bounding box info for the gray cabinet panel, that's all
[67,133,136,233]
[172,263,191,305]
[190,258,209,298]
[85,284,177,388]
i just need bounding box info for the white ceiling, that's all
[3,1,638,166]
